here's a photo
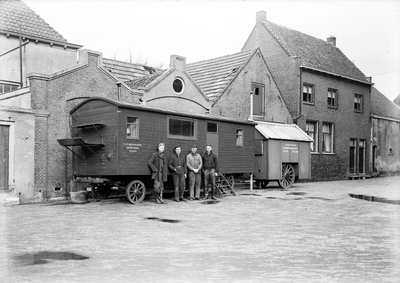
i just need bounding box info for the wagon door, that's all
[206,122,219,157]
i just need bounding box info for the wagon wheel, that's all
[126,180,146,204]
[278,164,295,189]
[215,183,224,198]
[92,184,111,199]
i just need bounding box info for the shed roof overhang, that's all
[256,121,313,142]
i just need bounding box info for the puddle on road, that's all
[349,194,400,205]
[266,196,334,201]
[144,217,181,223]
[286,192,307,196]
[200,200,219,204]
[240,193,262,196]
[15,251,89,265]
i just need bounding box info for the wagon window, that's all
[236,129,243,146]
[168,117,196,140]
[127,117,139,139]
[207,122,218,133]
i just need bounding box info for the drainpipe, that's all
[19,25,23,87]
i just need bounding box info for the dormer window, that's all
[173,77,185,94]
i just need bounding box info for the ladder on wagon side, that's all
[215,174,237,197]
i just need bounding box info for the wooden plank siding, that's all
[69,98,255,179]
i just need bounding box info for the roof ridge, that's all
[187,49,256,66]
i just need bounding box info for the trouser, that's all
[153,173,164,203]
[188,171,201,199]
[203,168,216,197]
[173,173,186,200]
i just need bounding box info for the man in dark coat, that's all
[202,144,219,200]
[168,145,187,202]
[148,143,168,204]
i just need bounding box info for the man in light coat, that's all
[186,144,202,200]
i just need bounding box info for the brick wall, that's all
[212,50,292,124]
[29,51,141,199]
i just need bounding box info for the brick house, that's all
[370,87,400,175]
[243,11,373,180]
[186,48,292,123]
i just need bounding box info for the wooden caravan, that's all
[254,122,312,189]
[58,97,255,204]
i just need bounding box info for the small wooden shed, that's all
[254,121,313,189]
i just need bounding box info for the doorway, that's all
[0,125,10,190]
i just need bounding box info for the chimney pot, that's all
[256,11,267,24]
[327,36,336,47]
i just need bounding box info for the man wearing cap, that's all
[202,144,219,200]
[148,143,168,204]
[169,145,187,202]
[186,144,202,200]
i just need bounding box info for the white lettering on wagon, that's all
[123,142,142,153]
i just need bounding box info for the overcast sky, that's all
[24,0,400,101]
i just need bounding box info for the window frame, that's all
[322,122,334,154]
[306,120,318,153]
[207,122,218,133]
[126,116,139,140]
[236,129,244,147]
[327,88,338,109]
[302,83,315,105]
[172,77,185,95]
[354,94,363,113]
[167,116,197,140]
[0,82,20,94]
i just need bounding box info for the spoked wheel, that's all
[278,164,295,189]
[126,180,146,204]
[92,184,111,200]
[225,174,235,189]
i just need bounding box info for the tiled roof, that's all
[103,58,159,82]
[0,0,66,42]
[186,49,256,102]
[124,71,164,90]
[262,21,370,84]
[371,87,400,120]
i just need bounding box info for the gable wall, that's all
[242,24,300,117]
[30,52,140,200]
[145,69,210,114]
[212,51,292,123]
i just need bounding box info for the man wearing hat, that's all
[148,143,168,204]
[186,144,202,200]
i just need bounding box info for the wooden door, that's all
[0,125,9,190]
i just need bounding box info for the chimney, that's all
[256,11,266,24]
[170,55,186,71]
[327,36,336,47]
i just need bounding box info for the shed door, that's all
[0,125,9,190]
[206,122,219,157]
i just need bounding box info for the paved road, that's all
[1,176,399,283]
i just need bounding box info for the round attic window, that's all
[173,77,185,94]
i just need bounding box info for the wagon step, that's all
[216,174,237,197]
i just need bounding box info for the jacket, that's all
[168,153,187,175]
[186,153,202,172]
[202,151,219,172]
[148,151,168,181]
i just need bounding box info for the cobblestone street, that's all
[1,176,399,283]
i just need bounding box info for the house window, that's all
[168,117,196,139]
[327,89,338,108]
[236,129,243,146]
[207,122,218,133]
[322,123,333,153]
[172,77,185,94]
[303,83,314,104]
[354,94,363,112]
[127,117,139,139]
[0,83,19,94]
[306,121,318,152]
[252,83,265,116]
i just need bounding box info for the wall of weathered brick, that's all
[212,50,292,124]
[298,70,371,180]
[29,50,142,199]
